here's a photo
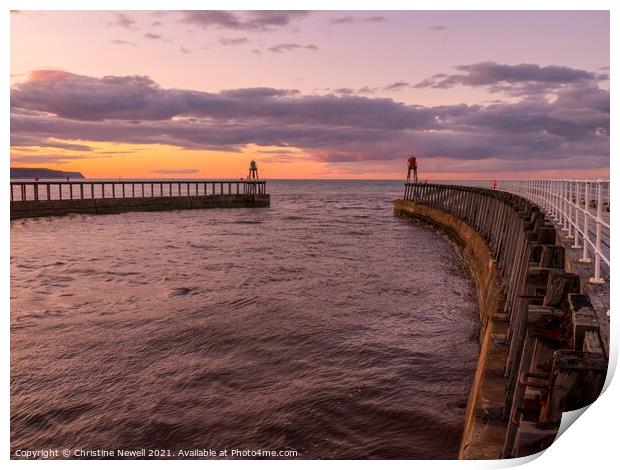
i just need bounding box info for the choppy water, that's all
[10,180,480,459]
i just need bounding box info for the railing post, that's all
[552,180,556,215]
[555,180,560,221]
[580,182,591,263]
[566,181,574,239]
[572,181,580,248]
[561,180,567,230]
[590,179,604,284]
[564,179,570,230]
[548,180,553,217]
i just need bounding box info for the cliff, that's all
[10,167,85,179]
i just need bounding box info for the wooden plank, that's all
[539,350,606,423]
[569,294,599,351]
[542,271,580,308]
[539,245,564,269]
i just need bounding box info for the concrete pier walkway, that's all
[395,182,608,459]
[10,179,269,219]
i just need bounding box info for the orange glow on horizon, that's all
[10,140,610,181]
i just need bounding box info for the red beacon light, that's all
[406,156,419,183]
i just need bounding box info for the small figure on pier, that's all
[248,160,259,180]
[406,156,418,183]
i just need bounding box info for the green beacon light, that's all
[248,160,259,179]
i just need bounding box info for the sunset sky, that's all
[10,10,610,179]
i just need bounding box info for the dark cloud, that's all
[268,43,318,53]
[330,15,385,25]
[11,135,93,151]
[10,68,609,173]
[413,78,435,88]
[312,152,364,162]
[256,149,294,154]
[144,32,166,41]
[429,24,447,31]
[357,86,377,94]
[330,16,356,25]
[219,37,250,46]
[179,46,191,54]
[109,13,138,30]
[180,11,309,31]
[111,39,137,47]
[384,81,411,91]
[11,71,432,129]
[415,61,599,96]
[11,152,97,164]
[255,149,300,163]
[220,87,300,99]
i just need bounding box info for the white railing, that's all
[439,180,609,284]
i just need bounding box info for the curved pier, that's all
[395,183,608,459]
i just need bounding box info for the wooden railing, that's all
[10,179,267,202]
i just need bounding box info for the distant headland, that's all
[10,167,85,179]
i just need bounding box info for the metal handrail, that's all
[10,179,267,203]
[429,179,609,284]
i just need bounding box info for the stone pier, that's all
[10,180,270,219]
[394,183,608,459]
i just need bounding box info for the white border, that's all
[3,2,616,469]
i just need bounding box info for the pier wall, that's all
[394,185,607,459]
[10,194,270,220]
